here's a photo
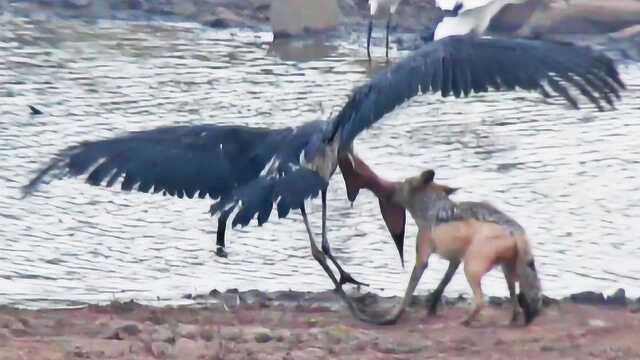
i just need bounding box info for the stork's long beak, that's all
[378,197,406,267]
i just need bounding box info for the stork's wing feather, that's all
[327,35,625,147]
[23,122,327,227]
[23,125,287,199]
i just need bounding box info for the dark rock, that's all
[489,296,505,307]
[209,289,221,297]
[353,292,379,307]
[569,291,606,305]
[182,293,193,300]
[542,295,560,307]
[106,323,141,340]
[225,288,239,294]
[605,288,627,306]
[270,0,340,38]
[254,330,273,343]
[64,0,92,7]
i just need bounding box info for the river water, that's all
[1,17,639,308]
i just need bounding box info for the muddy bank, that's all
[0,289,639,359]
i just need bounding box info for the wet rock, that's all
[569,291,605,305]
[200,7,247,28]
[239,289,272,307]
[629,301,640,314]
[605,288,627,306]
[517,0,640,36]
[489,296,505,307]
[151,341,172,358]
[254,328,273,343]
[542,295,560,307]
[270,0,340,38]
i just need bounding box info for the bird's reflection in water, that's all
[267,36,339,62]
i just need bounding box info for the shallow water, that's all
[1,17,639,308]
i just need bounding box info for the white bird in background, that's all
[434,0,528,40]
[367,0,404,60]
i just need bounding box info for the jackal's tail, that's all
[515,235,542,325]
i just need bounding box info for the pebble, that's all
[254,328,273,343]
[151,341,173,358]
[151,325,174,343]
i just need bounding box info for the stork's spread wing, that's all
[327,35,625,147]
[23,122,328,227]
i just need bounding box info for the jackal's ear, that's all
[444,186,459,195]
[420,169,435,184]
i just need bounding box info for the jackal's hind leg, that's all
[502,264,520,324]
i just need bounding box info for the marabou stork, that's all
[366,0,404,60]
[24,35,624,310]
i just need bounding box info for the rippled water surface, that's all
[1,17,640,307]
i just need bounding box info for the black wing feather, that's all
[328,35,625,147]
[23,124,291,199]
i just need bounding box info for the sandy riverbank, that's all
[1,289,639,359]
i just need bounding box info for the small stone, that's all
[254,330,273,343]
[151,341,172,358]
[289,347,325,360]
[588,319,608,328]
[106,323,141,340]
[64,0,92,7]
[174,338,199,356]
[305,317,319,327]
[220,327,244,342]
[176,324,200,340]
[151,325,174,344]
[376,339,427,354]
[605,288,627,306]
[569,291,605,305]
[540,344,557,352]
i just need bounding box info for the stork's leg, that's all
[300,205,341,289]
[215,210,231,258]
[320,189,368,288]
[301,205,379,323]
[427,260,461,315]
[366,17,373,61]
[385,13,391,60]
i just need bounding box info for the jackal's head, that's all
[393,169,459,207]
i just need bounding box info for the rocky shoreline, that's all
[0,288,639,359]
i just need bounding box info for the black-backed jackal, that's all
[347,164,543,326]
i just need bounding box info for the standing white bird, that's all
[434,0,528,40]
[367,0,404,60]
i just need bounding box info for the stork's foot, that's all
[215,246,228,258]
[338,271,369,288]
